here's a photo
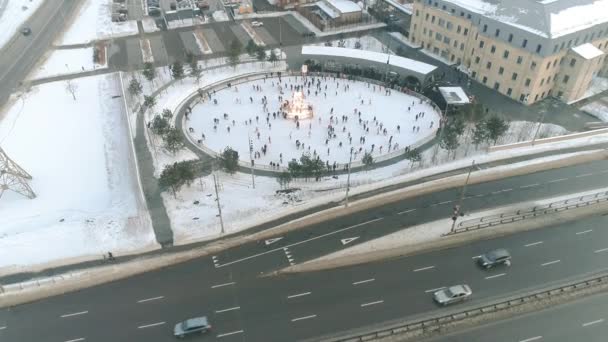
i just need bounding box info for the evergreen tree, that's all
[277,171,293,189]
[287,159,302,178]
[486,115,509,145]
[142,62,156,82]
[256,46,266,62]
[128,78,142,97]
[268,50,278,64]
[362,152,374,168]
[472,120,488,148]
[143,95,156,110]
[159,161,196,198]
[163,127,185,154]
[161,108,173,120]
[404,148,421,167]
[219,147,239,174]
[151,115,170,135]
[171,61,185,80]
[189,63,204,84]
[228,39,242,67]
[246,39,257,56]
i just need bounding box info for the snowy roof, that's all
[382,0,413,14]
[301,45,437,75]
[438,87,470,104]
[441,0,608,38]
[316,1,340,18]
[571,43,605,59]
[325,0,362,13]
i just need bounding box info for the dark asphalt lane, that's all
[426,291,608,342]
[2,212,608,341]
[210,159,608,276]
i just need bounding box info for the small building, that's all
[321,0,362,24]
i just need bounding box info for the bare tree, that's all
[65,79,78,100]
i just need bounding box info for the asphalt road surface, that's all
[2,160,608,341]
[427,291,608,342]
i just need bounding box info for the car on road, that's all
[302,31,316,38]
[20,27,32,36]
[433,285,472,306]
[173,316,211,338]
[251,21,263,27]
[477,248,511,269]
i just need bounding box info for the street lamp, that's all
[450,160,475,233]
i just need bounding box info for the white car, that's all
[251,21,263,27]
[433,285,472,306]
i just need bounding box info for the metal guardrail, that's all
[321,273,608,342]
[450,190,608,234]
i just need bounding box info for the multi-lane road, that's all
[2,159,608,341]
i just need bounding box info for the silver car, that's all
[433,285,472,306]
[173,316,211,338]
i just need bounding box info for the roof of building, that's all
[438,87,470,104]
[571,43,605,59]
[441,0,608,38]
[316,1,340,18]
[301,45,437,75]
[325,0,362,13]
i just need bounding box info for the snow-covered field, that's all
[0,74,157,276]
[29,47,108,80]
[57,0,138,45]
[189,76,439,166]
[581,99,608,122]
[0,0,44,49]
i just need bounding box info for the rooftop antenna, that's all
[0,146,36,199]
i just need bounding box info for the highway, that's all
[1,160,608,341]
[428,291,608,342]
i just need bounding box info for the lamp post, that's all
[451,160,475,233]
[344,147,354,207]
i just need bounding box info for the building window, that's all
[531,61,537,70]
[432,16,435,23]
[479,40,485,48]
[416,10,420,16]
[546,62,551,69]
[467,14,471,19]
[443,36,451,44]
[464,28,468,36]
[453,40,458,48]
[460,43,465,51]
[491,45,496,53]
[553,45,558,53]
[535,94,539,101]
[541,91,545,98]
[475,56,480,64]
[457,25,461,33]
[460,11,464,16]
[483,24,487,32]
[498,66,504,75]
[570,58,576,67]
[563,75,569,83]
[508,33,513,42]
[525,78,531,86]
[425,13,429,21]
[451,8,455,14]
[560,57,564,65]
[435,33,442,41]
[517,56,523,64]
[442,4,446,9]
[552,60,557,67]
[557,91,563,98]
[471,71,477,78]
[503,50,509,59]
[438,18,445,27]
[512,72,518,80]
[495,29,500,37]
[471,48,475,55]
[522,39,528,48]
[540,78,545,86]
[423,28,427,34]
[486,61,492,69]
[494,82,500,90]
[520,94,526,102]
[482,76,488,84]
[429,30,433,37]
[547,76,552,83]
[507,88,513,96]
[536,44,542,53]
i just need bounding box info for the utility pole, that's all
[248,135,255,189]
[451,160,475,233]
[531,110,546,146]
[344,148,354,207]
[213,173,225,234]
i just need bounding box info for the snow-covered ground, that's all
[584,76,608,98]
[314,36,393,54]
[0,74,157,276]
[0,0,44,49]
[212,10,230,22]
[29,47,108,80]
[142,17,160,33]
[189,76,439,166]
[581,98,608,122]
[57,0,138,45]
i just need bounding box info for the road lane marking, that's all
[217,218,383,268]
[576,229,593,235]
[137,322,165,329]
[525,241,543,247]
[475,194,484,197]
[287,292,311,299]
[291,314,317,322]
[582,319,604,327]
[265,237,283,245]
[541,259,560,266]
[502,188,513,192]
[0,326,6,330]
[472,255,482,259]
[520,183,540,189]
[217,330,244,338]
[211,282,236,289]
[397,209,416,215]
[212,256,220,268]
[65,339,85,342]
[413,266,435,272]
[341,237,359,245]
[548,178,567,183]
[60,311,88,318]
[594,248,608,253]
[425,287,446,293]
[485,273,506,280]
[519,337,542,342]
[361,300,384,307]
[215,306,241,313]
[137,296,164,303]
[438,200,452,205]
[353,278,375,285]
[576,173,593,178]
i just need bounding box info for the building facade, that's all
[408,0,608,105]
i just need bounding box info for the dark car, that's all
[477,248,511,269]
[20,27,32,36]
[302,31,316,38]
[173,316,211,338]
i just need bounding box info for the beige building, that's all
[408,0,608,105]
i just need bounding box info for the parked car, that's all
[20,27,31,36]
[251,21,263,27]
[433,285,472,306]
[173,316,211,338]
[477,248,511,269]
[302,31,316,38]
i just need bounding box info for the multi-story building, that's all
[408,0,608,105]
